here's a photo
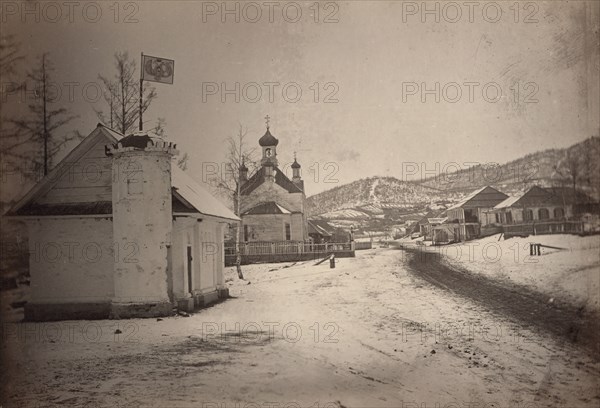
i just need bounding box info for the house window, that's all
[538,208,550,220]
[524,209,534,221]
[554,208,564,219]
[243,225,249,242]
[285,223,291,240]
[506,212,513,224]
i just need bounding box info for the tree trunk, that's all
[42,54,48,175]
[235,182,244,280]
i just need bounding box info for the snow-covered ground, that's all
[2,248,599,407]
[432,234,600,313]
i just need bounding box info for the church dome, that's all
[258,128,279,147]
[291,159,301,169]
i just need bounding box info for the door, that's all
[187,245,193,294]
[166,245,173,302]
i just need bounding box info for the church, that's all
[238,118,308,242]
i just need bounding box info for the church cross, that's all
[265,115,270,129]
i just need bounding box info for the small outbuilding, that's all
[5,124,239,321]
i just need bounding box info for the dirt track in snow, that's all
[403,246,600,358]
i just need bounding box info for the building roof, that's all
[447,186,508,210]
[240,166,303,195]
[307,220,333,237]
[6,124,239,222]
[493,186,595,209]
[494,194,523,209]
[242,201,291,215]
[416,211,436,225]
[171,166,239,221]
[258,128,279,146]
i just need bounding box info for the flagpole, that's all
[139,52,144,131]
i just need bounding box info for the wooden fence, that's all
[503,220,584,238]
[354,241,373,250]
[224,241,355,266]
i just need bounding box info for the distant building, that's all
[307,219,336,243]
[445,186,509,241]
[6,125,239,321]
[415,211,447,240]
[239,120,308,242]
[493,185,598,232]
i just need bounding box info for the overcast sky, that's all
[2,0,599,198]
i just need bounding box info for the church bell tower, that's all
[259,115,279,181]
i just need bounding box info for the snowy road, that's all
[2,248,599,407]
[404,246,600,357]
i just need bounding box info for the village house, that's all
[415,211,447,241]
[5,124,239,321]
[443,186,508,241]
[492,185,598,236]
[238,120,308,242]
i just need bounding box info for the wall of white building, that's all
[26,217,114,304]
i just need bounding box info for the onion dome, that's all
[291,159,301,169]
[258,128,279,147]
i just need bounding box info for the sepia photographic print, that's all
[1,1,599,407]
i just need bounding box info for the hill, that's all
[306,137,600,235]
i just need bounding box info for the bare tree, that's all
[3,52,80,176]
[97,52,156,134]
[210,125,258,279]
[553,148,581,205]
[1,35,27,162]
[0,35,24,80]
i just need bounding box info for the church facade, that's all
[238,122,308,242]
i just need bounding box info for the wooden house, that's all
[445,186,508,241]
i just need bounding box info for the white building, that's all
[6,124,239,321]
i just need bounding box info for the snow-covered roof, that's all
[171,166,238,221]
[494,195,522,209]
[447,186,508,210]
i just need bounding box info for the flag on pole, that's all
[141,54,174,84]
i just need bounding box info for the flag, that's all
[141,54,174,84]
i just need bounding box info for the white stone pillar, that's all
[107,137,178,318]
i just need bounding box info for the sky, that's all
[2,0,599,201]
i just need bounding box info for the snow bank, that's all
[438,234,600,312]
